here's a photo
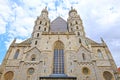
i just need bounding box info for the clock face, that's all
[70,12,74,16]
[70,12,76,17]
[42,13,46,17]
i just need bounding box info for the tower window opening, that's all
[45,22,47,26]
[79,38,81,43]
[39,26,41,30]
[78,32,80,36]
[37,33,39,37]
[35,41,37,45]
[76,21,78,24]
[76,26,78,29]
[44,28,46,31]
[40,21,42,24]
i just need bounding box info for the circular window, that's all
[103,71,113,80]
[28,68,34,75]
[4,71,14,80]
[82,67,89,75]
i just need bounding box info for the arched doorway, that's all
[53,40,64,74]
[4,71,14,80]
[103,71,113,80]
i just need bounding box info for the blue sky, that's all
[0,0,120,67]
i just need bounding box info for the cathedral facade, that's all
[0,7,119,80]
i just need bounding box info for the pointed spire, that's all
[45,6,47,10]
[101,37,107,46]
[41,6,48,14]
[69,7,77,16]
[101,37,105,43]
[10,38,16,46]
[71,6,73,10]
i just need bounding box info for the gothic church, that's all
[0,7,119,80]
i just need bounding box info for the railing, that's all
[39,76,77,80]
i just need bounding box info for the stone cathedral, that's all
[0,7,119,80]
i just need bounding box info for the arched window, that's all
[44,28,46,31]
[53,41,64,74]
[82,67,90,75]
[76,26,78,29]
[31,54,36,61]
[75,21,78,24]
[103,71,113,80]
[27,68,35,75]
[97,49,103,58]
[82,53,85,60]
[35,41,37,45]
[79,38,81,43]
[40,21,42,24]
[45,22,47,26]
[37,33,39,37]
[78,32,80,36]
[4,71,14,80]
[38,26,41,30]
[14,49,19,59]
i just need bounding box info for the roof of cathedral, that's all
[24,47,41,54]
[50,17,68,32]
[86,37,103,46]
[11,38,31,47]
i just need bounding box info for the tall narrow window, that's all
[38,26,41,30]
[53,41,64,74]
[35,41,37,45]
[44,28,46,31]
[82,53,85,60]
[31,54,36,61]
[76,26,78,29]
[97,49,103,58]
[78,32,80,36]
[45,22,47,26]
[37,33,39,37]
[79,38,81,43]
[75,21,78,24]
[14,49,19,59]
[40,21,42,24]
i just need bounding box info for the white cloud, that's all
[0,19,6,34]
[5,38,14,49]
[10,17,34,37]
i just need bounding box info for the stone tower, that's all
[0,7,119,80]
[68,7,85,37]
[31,7,50,47]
